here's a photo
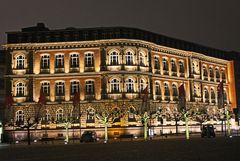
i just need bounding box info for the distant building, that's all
[2,23,239,141]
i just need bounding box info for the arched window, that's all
[43,110,51,122]
[55,54,64,68]
[111,78,120,93]
[223,90,227,102]
[85,52,94,67]
[16,55,25,69]
[55,81,65,96]
[41,55,50,69]
[16,82,25,96]
[155,82,161,95]
[216,68,220,82]
[193,86,197,97]
[221,70,226,83]
[203,66,208,76]
[86,108,95,123]
[56,109,64,121]
[70,81,79,95]
[85,80,95,95]
[41,82,50,96]
[163,58,168,71]
[70,53,79,68]
[171,59,176,72]
[139,52,145,66]
[209,67,214,79]
[110,51,119,65]
[126,78,134,93]
[179,61,184,73]
[211,88,215,100]
[154,56,160,69]
[140,79,145,92]
[125,51,133,65]
[172,84,178,96]
[164,83,170,96]
[204,88,209,100]
[16,110,24,122]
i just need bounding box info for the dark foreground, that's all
[0,137,239,161]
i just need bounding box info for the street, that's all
[0,136,239,161]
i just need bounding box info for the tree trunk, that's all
[144,118,148,141]
[184,113,189,140]
[175,120,178,135]
[104,122,108,143]
[27,123,31,145]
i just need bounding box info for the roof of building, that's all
[6,23,240,60]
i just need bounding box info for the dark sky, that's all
[0,0,239,52]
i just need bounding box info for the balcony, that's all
[70,67,79,73]
[40,68,50,74]
[85,94,95,101]
[55,68,64,73]
[84,67,94,72]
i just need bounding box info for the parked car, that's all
[201,124,216,138]
[80,131,97,142]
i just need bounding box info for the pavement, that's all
[0,134,239,161]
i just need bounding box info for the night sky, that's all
[0,0,239,52]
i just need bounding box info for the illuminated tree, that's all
[95,102,123,143]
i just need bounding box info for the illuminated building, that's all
[2,23,238,140]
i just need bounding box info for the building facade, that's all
[2,23,238,141]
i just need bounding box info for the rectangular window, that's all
[55,54,64,68]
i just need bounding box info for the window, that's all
[139,52,145,66]
[16,110,24,122]
[41,82,50,96]
[70,81,79,95]
[172,84,178,96]
[16,82,25,97]
[216,68,220,80]
[126,78,134,93]
[211,88,215,100]
[55,54,64,68]
[203,66,208,76]
[110,51,119,65]
[111,79,120,93]
[163,58,168,70]
[154,56,160,69]
[179,61,184,73]
[209,67,214,78]
[70,53,79,68]
[56,82,65,96]
[41,55,50,69]
[85,52,94,67]
[155,82,161,95]
[128,107,136,121]
[140,79,145,92]
[171,59,176,72]
[16,55,25,69]
[223,90,227,102]
[222,70,226,82]
[164,83,170,96]
[44,110,51,122]
[85,80,95,95]
[204,88,209,99]
[86,108,95,123]
[193,86,197,97]
[56,109,64,121]
[125,51,133,65]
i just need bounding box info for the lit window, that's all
[154,56,160,69]
[203,66,208,76]
[110,51,119,65]
[193,86,197,97]
[126,78,134,93]
[43,110,51,121]
[86,108,95,123]
[128,107,135,121]
[85,80,95,95]
[85,52,94,67]
[155,82,161,95]
[221,70,226,82]
[163,58,168,70]
[70,53,79,68]
[16,110,24,122]
[111,78,120,93]
[56,109,64,121]
[16,55,25,69]
[56,82,65,96]
[41,82,50,96]
[16,82,25,97]
[71,81,79,95]
[125,51,133,65]
[204,88,209,99]
[209,67,214,78]
[55,54,64,68]
[41,55,50,69]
